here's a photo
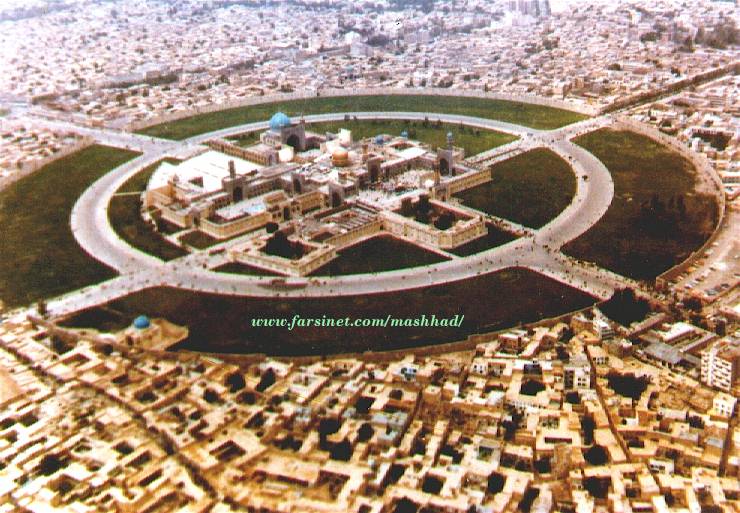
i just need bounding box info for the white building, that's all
[563,355,591,390]
[700,339,739,392]
[712,392,737,418]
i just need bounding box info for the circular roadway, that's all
[69,111,615,299]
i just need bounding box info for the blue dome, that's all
[133,315,150,329]
[401,130,409,138]
[269,112,291,131]
[446,131,453,138]
[374,135,384,145]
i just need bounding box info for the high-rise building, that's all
[701,339,739,392]
[508,0,551,17]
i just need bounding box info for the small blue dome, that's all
[269,112,291,131]
[447,131,453,139]
[133,315,150,329]
[374,135,384,145]
[401,130,409,138]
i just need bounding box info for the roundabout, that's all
[0,91,719,355]
[52,111,622,318]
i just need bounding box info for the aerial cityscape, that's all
[0,0,738,512]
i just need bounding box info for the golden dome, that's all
[332,148,350,167]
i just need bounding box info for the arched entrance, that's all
[232,187,243,203]
[283,207,291,221]
[293,179,302,194]
[439,158,449,175]
[331,192,342,208]
[369,165,379,183]
[286,134,300,150]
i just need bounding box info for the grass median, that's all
[60,267,596,356]
[310,235,449,276]
[454,148,576,228]
[0,145,140,307]
[107,158,189,261]
[138,94,588,140]
[563,129,718,280]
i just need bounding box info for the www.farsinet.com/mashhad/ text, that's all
[250,314,465,331]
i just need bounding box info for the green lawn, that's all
[60,268,596,356]
[108,158,189,262]
[229,131,261,147]
[454,148,576,228]
[138,95,588,140]
[564,129,718,280]
[0,145,140,307]
[178,229,250,250]
[178,230,219,250]
[302,119,517,157]
[214,262,281,277]
[448,224,517,257]
[309,235,449,276]
[115,157,179,193]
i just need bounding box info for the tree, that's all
[565,391,580,405]
[203,388,221,404]
[256,367,276,392]
[318,417,340,437]
[487,472,505,494]
[581,414,595,445]
[358,423,374,442]
[265,231,303,259]
[606,371,650,401]
[502,411,523,441]
[600,287,650,326]
[519,488,540,513]
[556,346,570,362]
[584,445,608,466]
[330,439,353,461]
[36,454,67,476]
[687,415,704,429]
[393,498,418,513]
[584,477,610,499]
[225,372,245,393]
[414,195,432,224]
[434,212,455,231]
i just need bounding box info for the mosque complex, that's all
[145,112,493,276]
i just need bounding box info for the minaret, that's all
[447,131,454,150]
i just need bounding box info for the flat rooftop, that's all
[149,150,264,193]
[214,190,282,221]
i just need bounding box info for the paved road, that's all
[17,116,180,154]
[39,112,631,316]
[70,151,176,273]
